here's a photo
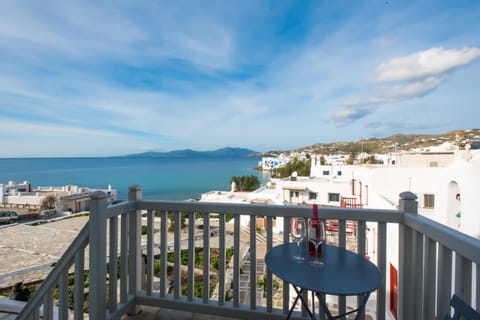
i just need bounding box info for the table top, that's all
[264,243,383,296]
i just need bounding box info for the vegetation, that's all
[180,274,216,298]
[168,212,188,232]
[362,155,381,164]
[346,152,356,165]
[41,195,56,210]
[165,247,234,272]
[156,247,235,299]
[230,175,260,192]
[320,155,326,165]
[50,271,91,313]
[277,157,311,177]
[257,275,281,298]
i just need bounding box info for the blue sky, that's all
[1,1,479,157]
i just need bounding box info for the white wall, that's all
[3,193,44,206]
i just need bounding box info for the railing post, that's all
[399,191,418,215]
[89,191,108,320]
[128,185,142,315]
[398,191,418,320]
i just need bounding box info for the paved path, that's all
[121,306,240,320]
[0,215,289,319]
[0,313,16,319]
[0,216,89,290]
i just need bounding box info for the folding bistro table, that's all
[265,243,383,319]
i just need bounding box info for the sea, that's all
[0,157,267,201]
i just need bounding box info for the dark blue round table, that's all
[265,243,383,319]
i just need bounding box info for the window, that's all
[322,170,330,176]
[309,192,317,200]
[337,171,342,176]
[290,191,299,198]
[424,194,435,208]
[328,193,340,202]
[429,161,438,167]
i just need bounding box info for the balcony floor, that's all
[121,306,239,320]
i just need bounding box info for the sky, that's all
[1,1,480,157]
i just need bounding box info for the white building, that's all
[202,146,480,320]
[204,145,480,237]
[258,155,290,171]
[0,181,117,214]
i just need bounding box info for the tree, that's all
[346,152,356,165]
[41,195,56,210]
[320,155,326,165]
[277,158,311,177]
[363,155,380,164]
[230,175,260,192]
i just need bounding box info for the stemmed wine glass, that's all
[290,217,306,261]
[308,219,325,267]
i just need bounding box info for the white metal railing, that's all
[16,185,480,320]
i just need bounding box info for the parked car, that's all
[0,211,19,224]
[40,209,57,218]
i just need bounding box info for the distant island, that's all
[123,147,258,158]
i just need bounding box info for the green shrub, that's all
[277,158,311,177]
[230,175,260,191]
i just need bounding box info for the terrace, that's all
[16,185,480,320]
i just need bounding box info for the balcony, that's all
[16,185,479,320]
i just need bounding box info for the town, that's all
[1,131,479,319]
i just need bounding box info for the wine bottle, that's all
[308,203,322,257]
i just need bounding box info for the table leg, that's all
[315,292,371,320]
[287,287,315,320]
[353,293,371,320]
[311,291,315,319]
[316,293,335,320]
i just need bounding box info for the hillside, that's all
[276,129,480,155]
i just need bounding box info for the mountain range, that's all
[124,147,258,158]
[124,129,479,159]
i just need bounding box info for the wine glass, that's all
[308,219,325,267]
[290,217,306,261]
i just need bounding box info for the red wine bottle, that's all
[308,204,321,257]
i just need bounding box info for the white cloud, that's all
[333,47,480,124]
[1,2,480,156]
[0,2,237,72]
[379,77,443,101]
[333,105,374,124]
[376,47,480,82]
[333,77,443,124]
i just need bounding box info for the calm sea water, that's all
[0,157,265,200]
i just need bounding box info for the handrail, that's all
[15,187,479,320]
[404,212,480,264]
[137,200,403,222]
[16,222,90,319]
